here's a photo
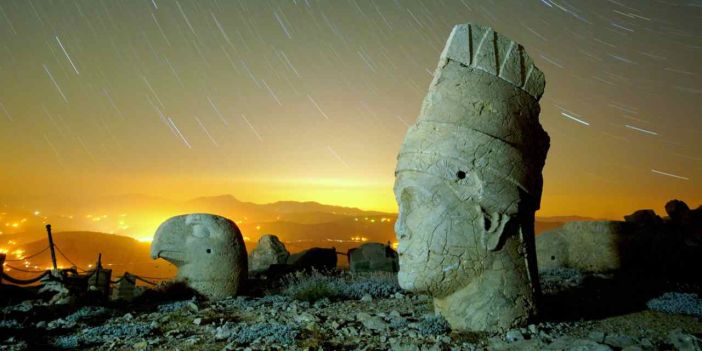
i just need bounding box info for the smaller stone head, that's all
[151,213,248,299]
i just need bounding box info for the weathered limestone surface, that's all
[348,243,399,273]
[537,200,702,278]
[151,214,248,299]
[393,23,550,332]
[249,234,290,273]
[537,221,634,272]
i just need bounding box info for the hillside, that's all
[0,194,586,279]
[1,231,175,282]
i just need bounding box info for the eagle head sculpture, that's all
[150,213,248,299]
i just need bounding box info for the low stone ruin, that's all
[537,199,702,279]
[348,243,398,273]
[151,213,248,299]
[248,234,290,273]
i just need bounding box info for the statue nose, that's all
[395,213,409,240]
[396,187,421,241]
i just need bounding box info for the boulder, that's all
[666,200,691,223]
[249,234,290,273]
[348,243,398,273]
[151,214,248,299]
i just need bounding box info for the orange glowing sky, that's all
[0,1,700,221]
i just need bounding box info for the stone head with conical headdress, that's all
[394,23,549,332]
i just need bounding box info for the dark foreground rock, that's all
[1,270,701,350]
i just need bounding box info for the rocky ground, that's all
[1,269,701,350]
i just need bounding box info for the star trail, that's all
[0,0,700,218]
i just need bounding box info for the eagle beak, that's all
[151,215,188,265]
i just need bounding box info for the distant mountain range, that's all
[0,194,597,279]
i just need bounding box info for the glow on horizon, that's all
[0,1,699,233]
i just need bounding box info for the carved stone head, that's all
[394,23,549,331]
[151,213,248,299]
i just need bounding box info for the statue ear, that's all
[481,210,511,251]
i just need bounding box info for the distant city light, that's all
[12,249,24,259]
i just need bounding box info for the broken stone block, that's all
[348,243,398,273]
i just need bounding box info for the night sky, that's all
[0,0,700,218]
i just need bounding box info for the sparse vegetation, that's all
[53,322,154,349]
[281,270,341,302]
[281,269,401,302]
[230,323,299,346]
[3,267,702,350]
[343,272,401,299]
[647,292,702,317]
[417,314,451,336]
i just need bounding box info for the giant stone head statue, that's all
[151,213,248,299]
[394,23,549,332]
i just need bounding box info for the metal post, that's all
[46,224,58,271]
[95,253,102,286]
[0,253,5,284]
